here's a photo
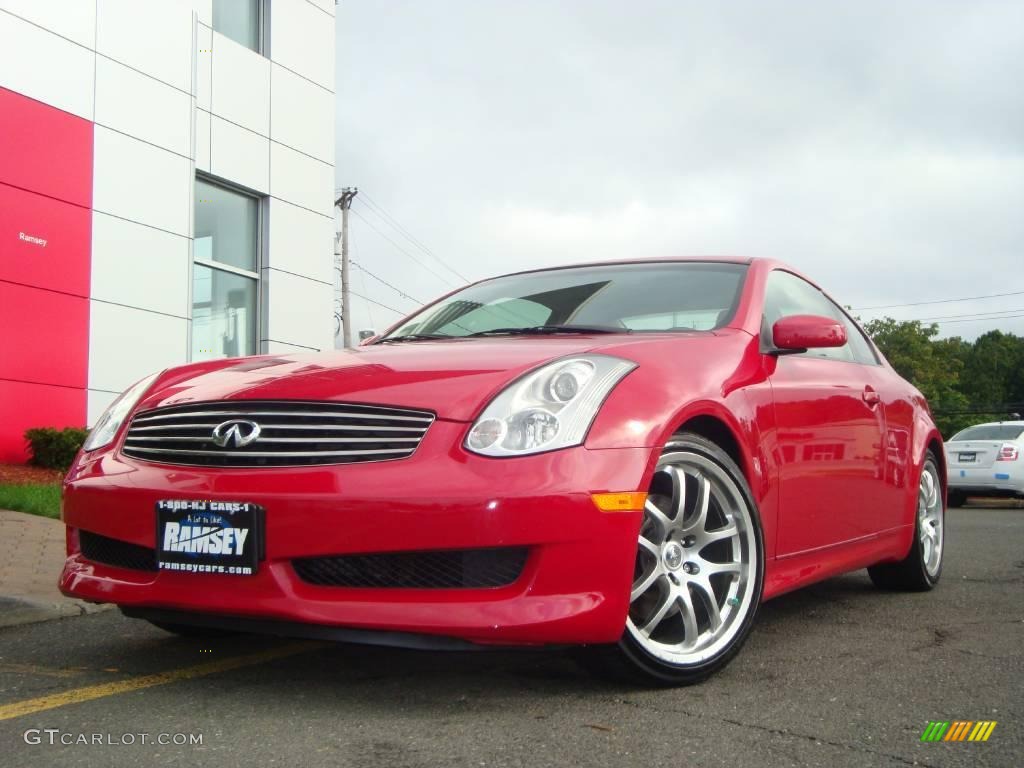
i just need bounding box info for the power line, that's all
[350,259,424,306]
[852,290,1024,311]
[350,260,510,334]
[910,307,1024,322]
[357,193,471,284]
[931,404,1024,416]
[352,239,375,328]
[929,313,1024,326]
[349,207,460,289]
[348,288,407,316]
[337,187,471,285]
[866,311,1024,327]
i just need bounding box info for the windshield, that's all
[379,262,748,340]
[950,425,1024,442]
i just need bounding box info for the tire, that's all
[148,621,237,639]
[580,433,764,686]
[867,452,944,591]
[947,490,966,508]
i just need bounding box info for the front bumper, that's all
[60,420,651,646]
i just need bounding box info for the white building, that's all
[0,0,337,462]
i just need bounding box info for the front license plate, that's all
[959,452,977,463]
[156,500,263,576]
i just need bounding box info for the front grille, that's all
[292,548,529,589]
[121,400,435,467]
[79,530,158,572]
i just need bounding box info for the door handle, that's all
[862,386,881,407]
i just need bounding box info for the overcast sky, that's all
[334,0,1024,340]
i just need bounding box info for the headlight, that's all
[465,355,637,457]
[82,372,161,452]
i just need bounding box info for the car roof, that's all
[486,256,759,282]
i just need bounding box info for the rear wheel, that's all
[868,452,944,591]
[584,433,764,686]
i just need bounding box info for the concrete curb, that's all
[0,595,114,629]
[0,508,116,629]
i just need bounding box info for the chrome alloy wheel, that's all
[918,460,944,578]
[626,450,758,666]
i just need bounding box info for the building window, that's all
[212,0,263,53]
[192,178,260,361]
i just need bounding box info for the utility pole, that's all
[334,187,358,348]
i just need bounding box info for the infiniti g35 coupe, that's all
[60,257,946,685]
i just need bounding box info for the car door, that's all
[763,270,889,555]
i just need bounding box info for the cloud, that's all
[336,0,1024,339]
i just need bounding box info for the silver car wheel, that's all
[626,450,758,666]
[918,461,944,577]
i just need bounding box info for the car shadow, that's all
[133,570,893,702]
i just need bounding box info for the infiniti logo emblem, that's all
[211,419,261,448]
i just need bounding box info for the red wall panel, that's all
[0,282,90,389]
[0,86,93,208]
[0,380,86,464]
[0,183,92,296]
[0,86,92,461]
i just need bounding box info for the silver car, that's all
[945,421,1024,506]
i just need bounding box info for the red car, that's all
[60,258,946,685]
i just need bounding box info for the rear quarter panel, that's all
[880,374,946,562]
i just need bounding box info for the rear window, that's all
[950,425,1024,441]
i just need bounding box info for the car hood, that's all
[139,335,668,422]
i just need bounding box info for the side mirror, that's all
[358,329,378,346]
[772,314,847,352]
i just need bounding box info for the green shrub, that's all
[24,427,89,470]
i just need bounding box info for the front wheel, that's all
[585,433,764,686]
[867,452,944,591]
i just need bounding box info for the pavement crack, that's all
[950,646,1017,661]
[933,618,1023,626]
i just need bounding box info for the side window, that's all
[763,271,854,363]
[824,298,879,365]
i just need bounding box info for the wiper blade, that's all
[466,324,629,337]
[375,333,453,344]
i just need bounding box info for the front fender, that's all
[583,331,776,559]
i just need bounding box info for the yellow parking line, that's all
[0,641,324,722]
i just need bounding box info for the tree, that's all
[958,331,1024,409]
[861,318,1024,436]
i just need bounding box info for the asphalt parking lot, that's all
[0,506,1020,768]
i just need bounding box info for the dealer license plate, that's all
[156,500,263,575]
